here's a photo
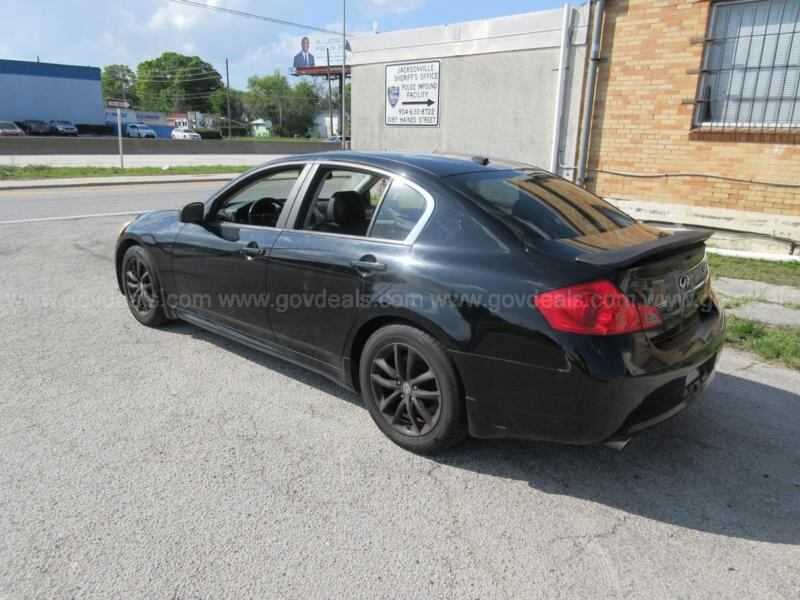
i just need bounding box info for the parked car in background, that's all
[325,135,351,143]
[126,123,157,139]
[49,120,78,136]
[171,126,201,140]
[20,120,51,135]
[0,121,25,136]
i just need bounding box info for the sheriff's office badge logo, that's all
[387,86,400,108]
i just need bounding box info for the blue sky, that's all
[2,0,569,88]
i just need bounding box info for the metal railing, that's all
[693,0,800,133]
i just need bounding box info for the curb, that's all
[706,247,800,263]
[0,174,240,191]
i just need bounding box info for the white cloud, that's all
[148,5,201,31]
[356,0,425,16]
[147,0,232,31]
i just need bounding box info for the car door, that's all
[267,162,434,368]
[171,163,310,340]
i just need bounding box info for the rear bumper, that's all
[452,309,725,446]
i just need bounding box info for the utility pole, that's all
[327,48,334,138]
[225,58,232,138]
[341,0,346,150]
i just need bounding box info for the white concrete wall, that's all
[0,74,105,125]
[350,5,588,174]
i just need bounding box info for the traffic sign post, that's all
[106,98,131,109]
[106,99,129,169]
[116,108,124,169]
[385,61,440,127]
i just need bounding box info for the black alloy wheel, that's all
[360,324,467,454]
[125,257,157,315]
[122,246,168,327]
[370,342,442,436]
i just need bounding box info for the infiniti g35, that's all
[115,152,724,454]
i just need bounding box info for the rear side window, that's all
[369,181,428,241]
[447,171,635,241]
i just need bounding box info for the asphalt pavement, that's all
[1,184,799,599]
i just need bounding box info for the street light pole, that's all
[225,58,232,139]
[341,0,346,150]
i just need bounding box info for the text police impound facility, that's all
[385,61,440,127]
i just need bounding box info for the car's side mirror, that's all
[180,202,205,224]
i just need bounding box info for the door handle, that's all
[239,246,265,258]
[350,257,387,273]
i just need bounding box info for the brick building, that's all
[584,0,800,246]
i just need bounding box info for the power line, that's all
[137,74,223,83]
[167,0,342,35]
[115,64,221,75]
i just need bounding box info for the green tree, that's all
[245,71,319,136]
[135,52,223,113]
[285,80,321,135]
[327,82,351,112]
[101,65,137,106]
[209,87,246,121]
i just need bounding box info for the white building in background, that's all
[313,112,340,137]
[251,119,273,137]
[349,5,588,175]
[0,59,104,125]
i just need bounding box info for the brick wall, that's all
[586,0,800,217]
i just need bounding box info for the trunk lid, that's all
[527,226,713,335]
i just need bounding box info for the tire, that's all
[121,245,168,327]
[359,324,467,454]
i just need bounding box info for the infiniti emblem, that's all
[678,274,691,290]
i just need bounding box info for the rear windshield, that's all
[446,170,635,241]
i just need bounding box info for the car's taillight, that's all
[535,279,662,335]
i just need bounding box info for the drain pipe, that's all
[576,0,606,187]
[549,4,572,175]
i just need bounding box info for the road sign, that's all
[106,98,131,109]
[385,61,440,127]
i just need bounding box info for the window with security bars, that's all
[694,0,800,130]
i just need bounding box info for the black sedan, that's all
[19,120,51,135]
[115,152,724,454]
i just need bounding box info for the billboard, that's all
[292,36,350,71]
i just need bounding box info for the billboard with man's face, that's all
[291,37,350,71]
[293,37,316,69]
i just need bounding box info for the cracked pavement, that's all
[1,184,799,599]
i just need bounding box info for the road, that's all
[3,154,275,167]
[1,184,799,599]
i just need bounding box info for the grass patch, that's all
[0,164,252,180]
[721,295,764,309]
[707,253,800,288]
[725,315,800,370]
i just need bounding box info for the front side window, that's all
[213,167,303,227]
[695,0,800,129]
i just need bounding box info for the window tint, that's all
[369,180,428,241]
[299,168,389,237]
[447,170,635,241]
[214,167,303,227]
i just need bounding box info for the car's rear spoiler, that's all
[574,229,713,269]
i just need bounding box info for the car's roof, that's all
[269,151,539,179]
